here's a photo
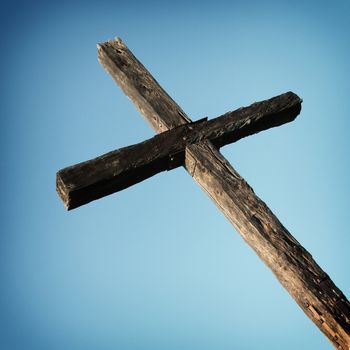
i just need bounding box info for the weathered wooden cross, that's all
[56,38,350,348]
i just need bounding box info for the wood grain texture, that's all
[57,92,301,209]
[185,140,350,349]
[93,38,349,348]
[98,38,190,132]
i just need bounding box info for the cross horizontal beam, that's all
[57,92,301,210]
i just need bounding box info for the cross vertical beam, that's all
[79,38,349,348]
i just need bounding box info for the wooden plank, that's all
[188,91,301,149]
[185,140,350,349]
[98,38,190,132]
[97,38,350,348]
[57,92,301,209]
[56,120,197,210]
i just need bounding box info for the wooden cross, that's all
[56,38,350,349]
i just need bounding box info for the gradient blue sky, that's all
[1,0,349,349]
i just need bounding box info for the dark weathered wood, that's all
[64,38,349,348]
[56,120,199,210]
[98,38,190,132]
[57,92,301,209]
[185,140,350,349]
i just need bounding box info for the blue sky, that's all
[1,0,349,349]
